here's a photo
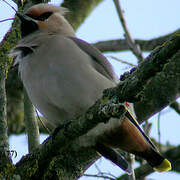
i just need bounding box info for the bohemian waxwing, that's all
[10,3,171,174]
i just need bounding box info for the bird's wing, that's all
[69,37,118,82]
[69,37,156,150]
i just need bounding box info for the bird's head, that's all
[17,3,75,37]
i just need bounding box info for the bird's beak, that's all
[16,12,39,37]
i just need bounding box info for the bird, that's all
[10,3,171,174]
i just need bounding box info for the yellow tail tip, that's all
[153,159,171,172]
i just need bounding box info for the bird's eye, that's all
[37,12,53,21]
[26,12,53,21]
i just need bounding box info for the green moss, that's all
[28,159,39,177]
[43,156,59,179]
[100,96,109,105]
[173,29,180,37]
[0,163,16,179]
[0,17,21,77]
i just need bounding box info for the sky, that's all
[1,0,180,179]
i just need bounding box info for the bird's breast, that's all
[18,35,116,127]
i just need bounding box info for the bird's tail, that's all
[123,108,171,172]
[95,105,171,173]
[134,146,171,172]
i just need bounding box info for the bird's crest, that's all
[25,3,68,18]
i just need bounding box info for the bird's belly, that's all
[20,55,116,128]
[23,73,110,128]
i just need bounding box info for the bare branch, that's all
[2,0,17,13]
[157,112,162,151]
[0,18,14,23]
[112,0,144,62]
[93,30,178,53]
[24,89,40,153]
[108,56,136,67]
[84,173,116,180]
[126,154,136,180]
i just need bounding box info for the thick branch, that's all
[135,48,180,122]
[101,32,180,122]
[14,102,126,179]
[0,66,11,170]
[93,30,179,53]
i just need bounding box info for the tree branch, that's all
[169,101,180,115]
[0,65,11,170]
[101,32,180,122]
[113,0,143,63]
[108,56,136,67]
[135,45,180,122]
[13,102,127,179]
[93,30,179,53]
[84,173,116,180]
[24,89,40,152]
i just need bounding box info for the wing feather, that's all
[69,37,118,82]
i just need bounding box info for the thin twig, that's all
[157,112,161,151]
[2,0,17,13]
[92,162,118,179]
[108,55,136,67]
[113,0,144,62]
[0,18,14,23]
[83,173,116,180]
[143,121,152,136]
[95,162,102,174]
[127,154,136,180]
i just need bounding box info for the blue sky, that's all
[1,0,180,179]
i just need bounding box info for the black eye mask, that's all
[26,12,53,21]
